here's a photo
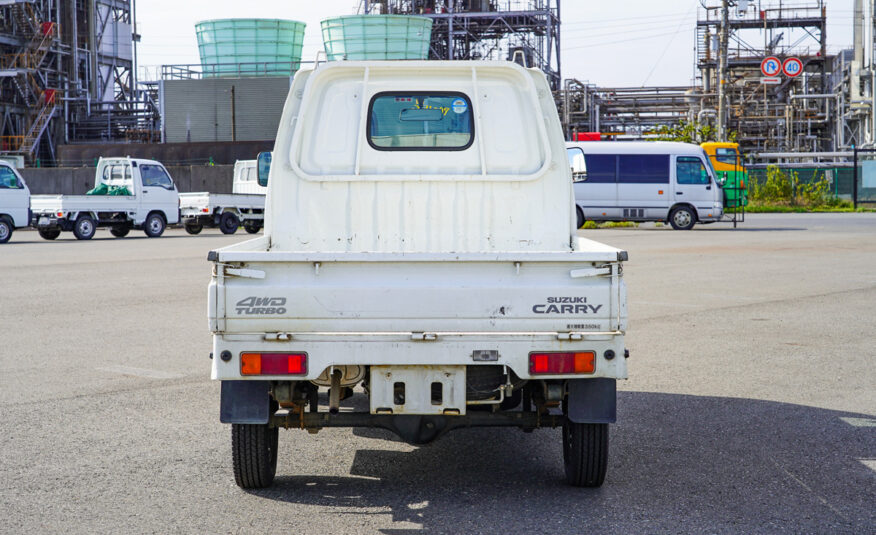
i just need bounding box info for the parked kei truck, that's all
[208,61,629,489]
[30,157,180,240]
[180,159,266,235]
[0,161,30,244]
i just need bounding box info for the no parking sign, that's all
[782,57,803,77]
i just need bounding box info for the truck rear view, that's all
[208,61,628,488]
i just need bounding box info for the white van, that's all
[566,141,724,230]
[0,162,29,244]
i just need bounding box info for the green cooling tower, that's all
[195,18,306,77]
[320,15,432,61]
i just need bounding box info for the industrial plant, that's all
[0,0,873,190]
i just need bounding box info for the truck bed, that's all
[209,236,627,381]
[30,194,139,213]
[179,192,264,212]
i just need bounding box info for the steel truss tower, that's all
[0,0,158,165]
[363,1,561,90]
[696,1,830,153]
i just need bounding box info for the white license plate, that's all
[38,217,49,226]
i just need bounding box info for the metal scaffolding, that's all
[0,0,158,165]
[363,1,561,89]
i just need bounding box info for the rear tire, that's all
[232,423,278,489]
[669,206,696,230]
[184,222,203,235]
[0,219,11,244]
[110,225,129,238]
[562,421,608,487]
[219,212,239,235]
[38,228,61,240]
[576,206,585,229]
[144,213,166,238]
[243,220,262,234]
[73,215,96,240]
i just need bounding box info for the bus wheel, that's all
[669,206,696,230]
[576,207,585,229]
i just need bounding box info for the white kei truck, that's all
[208,61,629,489]
[0,161,30,244]
[30,157,180,240]
[179,159,266,235]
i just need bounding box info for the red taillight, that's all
[240,353,307,375]
[529,352,595,374]
[201,208,209,213]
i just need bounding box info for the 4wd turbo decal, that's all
[532,297,603,314]
[235,297,287,315]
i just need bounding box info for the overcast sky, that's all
[136,0,855,86]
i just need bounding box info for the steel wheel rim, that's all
[79,220,93,234]
[674,210,691,227]
[0,223,9,241]
[149,218,162,233]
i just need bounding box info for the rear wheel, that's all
[576,206,585,229]
[669,206,696,230]
[231,423,278,489]
[184,222,203,235]
[0,219,11,244]
[562,421,608,487]
[243,220,262,234]
[144,213,166,237]
[110,225,129,238]
[219,212,239,235]
[38,228,61,240]
[73,215,96,240]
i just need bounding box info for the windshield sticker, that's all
[451,98,468,114]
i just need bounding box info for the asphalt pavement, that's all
[1,213,874,534]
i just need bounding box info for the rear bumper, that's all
[211,331,628,382]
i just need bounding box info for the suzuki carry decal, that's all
[532,297,603,314]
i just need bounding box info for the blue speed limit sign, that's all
[782,57,803,77]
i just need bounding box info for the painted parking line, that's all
[96,365,185,380]
[860,459,876,474]
[839,417,876,427]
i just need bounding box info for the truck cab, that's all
[209,61,628,489]
[0,162,30,244]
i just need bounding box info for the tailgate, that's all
[210,253,626,335]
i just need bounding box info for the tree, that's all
[652,120,738,144]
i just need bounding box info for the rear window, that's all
[618,155,669,184]
[367,92,474,151]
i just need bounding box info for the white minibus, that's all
[566,141,724,230]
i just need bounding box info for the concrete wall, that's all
[56,140,272,167]
[20,165,234,195]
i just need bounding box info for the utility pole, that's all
[717,0,730,140]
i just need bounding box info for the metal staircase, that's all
[0,3,57,158]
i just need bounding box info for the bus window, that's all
[715,148,738,165]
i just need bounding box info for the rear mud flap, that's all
[220,380,271,424]
[567,378,616,424]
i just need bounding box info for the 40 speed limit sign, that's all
[782,57,803,77]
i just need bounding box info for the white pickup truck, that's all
[30,157,180,240]
[0,161,30,244]
[208,61,628,489]
[179,159,265,235]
